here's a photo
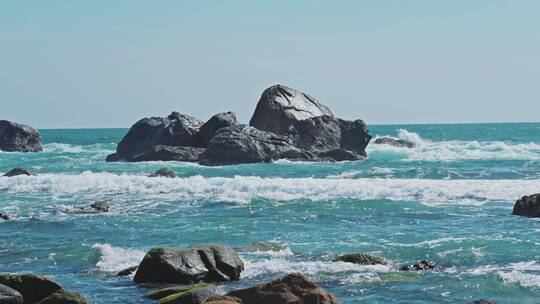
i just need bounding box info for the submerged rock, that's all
[3,167,33,177]
[116,266,138,277]
[146,283,217,304]
[149,168,177,178]
[512,193,540,218]
[374,137,415,148]
[0,274,62,304]
[199,112,237,147]
[90,201,110,212]
[219,273,340,304]
[334,253,388,265]
[250,85,333,135]
[0,283,22,304]
[0,120,43,152]
[399,260,439,271]
[133,244,244,284]
[0,213,10,220]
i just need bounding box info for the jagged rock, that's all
[146,283,217,304]
[289,116,341,151]
[35,289,88,304]
[399,260,439,271]
[199,112,237,146]
[334,253,388,265]
[0,274,62,304]
[0,120,43,152]
[106,112,203,162]
[0,213,10,220]
[250,85,333,135]
[199,125,304,166]
[3,167,33,177]
[149,168,177,178]
[337,118,371,155]
[512,193,540,218]
[116,266,138,277]
[0,283,22,304]
[374,137,415,148]
[90,201,110,212]
[222,273,340,304]
[133,244,244,284]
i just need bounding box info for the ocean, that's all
[1,123,540,303]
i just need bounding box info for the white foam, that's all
[466,261,540,288]
[91,243,145,273]
[1,172,540,206]
[369,129,540,162]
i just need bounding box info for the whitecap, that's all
[91,243,145,273]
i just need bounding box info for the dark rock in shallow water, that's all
[145,283,217,304]
[512,193,540,218]
[0,283,22,304]
[374,137,415,148]
[149,168,177,178]
[35,289,88,304]
[116,266,138,277]
[107,112,203,162]
[317,149,364,162]
[250,84,334,135]
[0,120,43,152]
[0,274,62,304]
[3,167,33,177]
[90,201,110,212]
[199,112,237,147]
[133,244,244,284]
[399,260,439,271]
[334,253,388,265]
[471,300,496,304]
[0,213,10,220]
[220,273,340,304]
[199,125,305,166]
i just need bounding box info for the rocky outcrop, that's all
[133,244,244,284]
[215,273,340,304]
[3,168,33,177]
[149,168,177,178]
[0,120,43,152]
[146,283,217,304]
[0,283,22,304]
[199,112,237,147]
[399,260,439,271]
[334,253,388,265]
[374,137,415,148]
[512,194,540,218]
[0,273,87,304]
[90,201,110,212]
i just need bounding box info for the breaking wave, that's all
[91,243,145,273]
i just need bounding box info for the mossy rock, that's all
[145,283,210,299]
[334,253,388,265]
[154,283,217,304]
[35,289,89,304]
[0,273,62,304]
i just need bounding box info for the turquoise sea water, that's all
[1,123,540,303]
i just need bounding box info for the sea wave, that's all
[91,243,145,273]
[369,129,540,161]
[466,261,540,288]
[1,172,539,206]
[43,143,114,154]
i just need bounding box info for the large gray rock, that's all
[513,193,540,218]
[199,112,237,146]
[0,120,42,152]
[133,244,244,284]
[199,125,311,166]
[0,284,22,304]
[250,85,333,135]
[0,274,61,304]
[337,118,371,155]
[106,112,203,162]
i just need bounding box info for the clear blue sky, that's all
[1,1,539,128]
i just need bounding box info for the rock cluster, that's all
[512,193,540,218]
[0,120,43,152]
[107,85,371,165]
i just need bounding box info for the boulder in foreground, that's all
[0,120,43,152]
[0,283,22,304]
[512,193,540,218]
[133,244,244,284]
[211,273,340,304]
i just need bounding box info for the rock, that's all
[0,120,43,152]
[337,119,371,155]
[0,274,62,304]
[199,125,304,166]
[146,283,217,304]
[224,273,340,304]
[133,244,244,284]
[334,253,388,265]
[0,213,9,220]
[199,112,237,147]
[374,137,415,148]
[399,260,439,271]
[107,112,203,162]
[0,283,23,304]
[205,296,242,304]
[471,300,496,304]
[128,145,204,162]
[512,193,540,218]
[316,149,364,162]
[149,168,177,178]
[90,201,110,212]
[289,116,341,152]
[35,289,89,304]
[116,266,138,277]
[3,167,33,177]
[250,85,333,135]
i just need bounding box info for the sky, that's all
[1,1,539,128]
